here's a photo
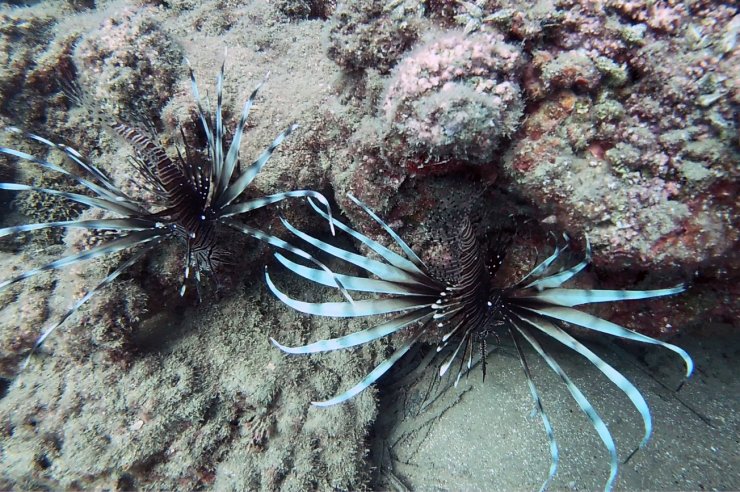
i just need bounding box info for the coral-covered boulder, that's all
[75,7,182,124]
[381,30,525,168]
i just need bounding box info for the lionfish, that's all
[0,60,337,368]
[267,194,693,490]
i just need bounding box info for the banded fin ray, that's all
[439,326,475,377]
[520,286,685,307]
[219,75,267,197]
[0,146,141,211]
[21,239,162,370]
[273,252,432,296]
[513,321,619,491]
[452,333,473,387]
[515,242,564,287]
[265,270,430,317]
[281,216,431,287]
[270,308,433,354]
[1,126,131,203]
[218,123,298,208]
[515,311,653,449]
[0,183,146,217]
[524,305,693,377]
[213,59,225,192]
[220,190,336,235]
[0,229,162,291]
[0,218,157,239]
[508,323,558,492]
[347,193,427,271]
[312,330,425,407]
[222,219,353,302]
[186,58,216,170]
[307,197,427,277]
[524,238,591,290]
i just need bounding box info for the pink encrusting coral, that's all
[381,30,525,167]
[327,0,737,275]
[502,1,739,271]
[327,29,526,235]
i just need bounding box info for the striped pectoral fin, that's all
[270,308,433,354]
[311,330,424,407]
[212,58,226,191]
[220,191,336,235]
[524,252,591,290]
[186,58,216,165]
[439,326,475,378]
[219,75,268,197]
[515,242,564,287]
[0,182,142,217]
[265,270,431,317]
[273,252,430,296]
[452,334,474,387]
[0,229,162,291]
[223,219,354,303]
[524,238,591,291]
[217,123,298,208]
[307,197,430,278]
[1,127,129,202]
[0,218,156,239]
[512,319,619,492]
[508,324,558,492]
[515,311,653,450]
[0,145,120,202]
[20,240,161,371]
[524,305,693,378]
[346,193,428,271]
[281,216,431,288]
[521,285,686,307]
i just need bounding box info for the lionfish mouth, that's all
[267,193,693,491]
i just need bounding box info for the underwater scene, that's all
[0,0,737,490]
